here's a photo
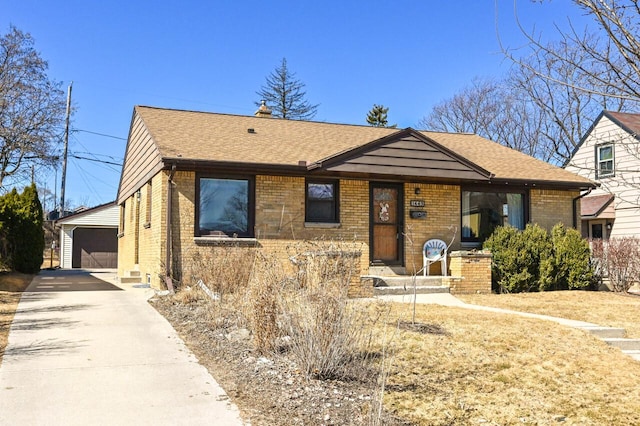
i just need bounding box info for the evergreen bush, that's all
[0,184,44,273]
[545,224,592,290]
[484,223,592,293]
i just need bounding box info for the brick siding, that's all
[118,171,580,295]
[530,188,579,231]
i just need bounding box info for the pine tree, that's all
[0,184,44,273]
[366,104,396,128]
[15,184,44,273]
[255,58,318,120]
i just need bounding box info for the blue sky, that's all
[2,0,591,210]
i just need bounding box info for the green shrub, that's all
[484,223,592,293]
[0,184,44,273]
[543,224,592,291]
[484,224,549,293]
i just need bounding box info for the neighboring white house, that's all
[56,202,119,269]
[565,111,640,239]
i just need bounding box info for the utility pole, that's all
[59,82,72,218]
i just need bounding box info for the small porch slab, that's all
[362,274,451,296]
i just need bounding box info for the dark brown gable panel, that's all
[322,133,491,181]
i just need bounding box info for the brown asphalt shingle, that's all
[135,106,594,186]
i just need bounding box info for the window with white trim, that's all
[597,144,614,178]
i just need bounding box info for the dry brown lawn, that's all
[458,290,640,338]
[160,289,640,425]
[381,301,640,425]
[0,272,34,365]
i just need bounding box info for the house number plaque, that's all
[410,200,425,207]
[410,210,427,219]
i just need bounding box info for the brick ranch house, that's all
[116,105,595,294]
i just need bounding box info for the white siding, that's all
[611,206,640,238]
[59,226,74,269]
[57,204,120,268]
[566,115,640,237]
[58,205,119,227]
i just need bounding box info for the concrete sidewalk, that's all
[378,292,640,361]
[377,293,599,328]
[0,269,244,426]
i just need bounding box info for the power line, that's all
[73,151,124,162]
[69,154,122,167]
[73,128,127,141]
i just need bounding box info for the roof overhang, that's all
[580,193,616,219]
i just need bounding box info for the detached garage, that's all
[57,202,119,269]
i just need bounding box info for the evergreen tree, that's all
[255,58,318,120]
[0,184,44,273]
[14,184,44,273]
[366,104,396,128]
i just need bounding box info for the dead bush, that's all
[287,239,362,293]
[184,244,256,298]
[247,251,287,354]
[591,237,640,292]
[278,240,375,380]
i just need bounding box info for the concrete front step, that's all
[366,275,444,287]
[120,270,142,285]
[603,338,640,351]
[580,326,626,339]
[366,275,449,295]
[373,285,449,296]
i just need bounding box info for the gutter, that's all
[573,187,593,229]
[165,164,176,293]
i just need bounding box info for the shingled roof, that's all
[606,111,640,137]
[118,106,595,203]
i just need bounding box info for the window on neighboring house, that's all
[461,189,527,243]
[305,180,339,223]
[197,176,254,237]
[597,144,614,178]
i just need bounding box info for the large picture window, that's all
[597,144,614,178]
[462,189,527,243]
[305,180,339,223]
[197,176,253,237]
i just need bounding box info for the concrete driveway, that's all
[0,269,244,426]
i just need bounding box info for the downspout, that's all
[165,164,176,293]
[573,187,593,229]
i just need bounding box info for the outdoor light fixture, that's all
[607,222,612,230]
[415,187,421,195]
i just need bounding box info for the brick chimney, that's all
[255,100,272,118]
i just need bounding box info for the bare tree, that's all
[422,2,640,165]
[503,0,640,103]
[0,26,66,189]
[419,78,553,161]
[255,58,318,120]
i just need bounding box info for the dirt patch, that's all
[151,295,409,426]
[397,321,449,336]
[0,272,34,365]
